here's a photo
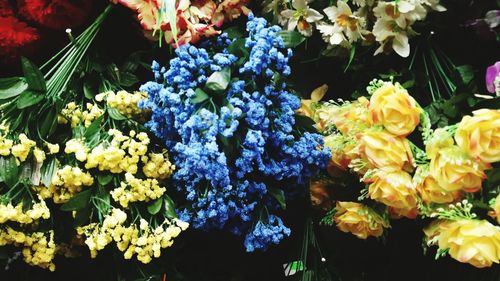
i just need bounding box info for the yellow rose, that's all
[417,176,462,205]
[425,128,455,159]
[455,109,500,164]
[429,146,487,193]
[309,180,332,210]
[368,170,418,217]
[369,83,422,136]
[437,219,500,268]
[318,97,370,135]
[323,134,354,172]
[334,202,389,239]
[359,130,414,172]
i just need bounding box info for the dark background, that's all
[1,0,499,280]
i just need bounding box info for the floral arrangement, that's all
[262,0,445,57]
[0,0,499,280]
[305,79,500,268]
[115,0,251,46]
[139,15,331,252]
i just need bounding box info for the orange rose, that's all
[334,202,389,239]
[436,219,500,268]
[368,83,422,136]
[455,109,500,164]
[309,180,332,210]
[417,176,462,205]
[359,130,414,172]
[368,170,418,217]
[429,146,488,193]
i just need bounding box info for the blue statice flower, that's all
[140,15,331,251]
[243,215,291,252]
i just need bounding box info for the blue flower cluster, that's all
[140,15,331,252]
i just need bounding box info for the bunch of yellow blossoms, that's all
[38,165,94,203]
[59,102,104,128]
[111,173,166,208]
[76,208,188,263]
[307,80,500,268]
[96,90,148,119]
[0,196,50,224]
[0,227,56,271]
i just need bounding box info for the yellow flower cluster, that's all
[141,151,175,179]
[0,227,56,271]
[76,208,188,263]
[111,173,166,208]
[66,130,150,174]
[96,90,148,118]
[39,165,94,203]
[59,102,103,128]
[0,197,50,224]
[11,133,37,163]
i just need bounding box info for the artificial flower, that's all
[309,179,332,210]
[18,0,93,29]
[368,170,418,218]
[455,109,500,163]
[368,82,421,136]
[317,1,366,47]
[417,175,462,205]
[486,61,500,95]
[297,84,328,118]
[280,0,323,36]
[359,130,414,172]
[435,219,500,268]
[334,202,389,239]
[429,146,488,193]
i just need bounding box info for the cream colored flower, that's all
[317,1,366,46]
[280,0,323,36]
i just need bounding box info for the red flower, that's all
[17,0,93,30]
[0,16,40,63]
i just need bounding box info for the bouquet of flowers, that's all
[262,0,445,57]
[305,79,500,268]
[139,14,331,252]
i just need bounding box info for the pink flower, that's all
[486,61,500,94]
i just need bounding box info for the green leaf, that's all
[456,65,474,85]
[147,198,163,215]
[40,157,56,187]
[61,189,92,211]
[344,46,356,72]
[83,82,94,99]
[108,107,127,120]
[0,156,18,188]
[21,57,46,92]
[205,67,231,93]
[0,77,28,99]
[191,88,210,104]
[164,0,179,46]
[268,186,286,210]
[223,26,243,39]
[163,195,177,219]
[16,90,44,109]
[119,72,139,87]
[73,206,91,226]
[97,174,113,186]
[84,115,104,139]
[278,31,306,48]
[38,107,57,139]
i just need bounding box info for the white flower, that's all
[317,1,366,46]
[420,0,446,12]
[280,0,323,36]
[373,0,427,29]
[372,19,411,57]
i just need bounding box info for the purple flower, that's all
[486,61,500,94]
